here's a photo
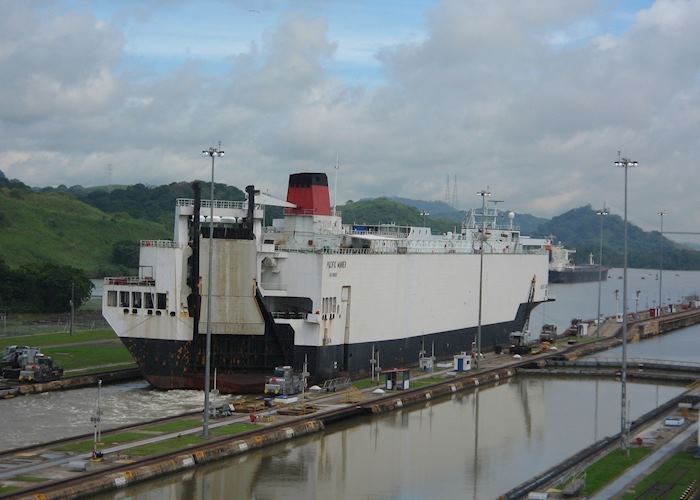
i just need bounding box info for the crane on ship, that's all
[509,276,537,355]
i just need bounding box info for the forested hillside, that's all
[0,181,168,276]
[534,206,700,270]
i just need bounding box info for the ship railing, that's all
[140,240,183,248]
[176,198,264,210]
[276,246,373,255]
[275,245,544,256]
[104,276,156,287]
[270,311,306,319]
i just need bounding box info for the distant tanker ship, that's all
[102,172,551,392]
[548,243,608,284]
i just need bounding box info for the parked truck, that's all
[1,345,63,383]
[264,366,304,396]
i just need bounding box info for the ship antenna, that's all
[333,153,340,217]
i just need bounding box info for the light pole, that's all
[201,144,224,438]
[635,290,641,317]
[614,153,638,455]
[658,210,665,314]
[595,204,609,335]
[476,189,491,369]
[420,210,430,227]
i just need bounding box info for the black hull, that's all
[549,267,609,284]
[119,300,542,393]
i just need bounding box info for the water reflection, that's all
[100,377,683,500]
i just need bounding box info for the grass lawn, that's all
[578,447,651,496]
[622,451,700,499]
[43,344,134,370]
[126,435,206,457]
[0,485,20,494]
[0,329,117,349]
[57,431,152,453]
[352,377,380,390]
[411,376,447,388]
[142,419,203,434]
[210,423,259,437]
[10,475,47,483]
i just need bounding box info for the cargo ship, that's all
[548,243,608,284]
[102,173,551,392]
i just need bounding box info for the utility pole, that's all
[658,211,665,313]
[69,281,75,336]
[476,188,491,369]
[201,143,224,439]
[614,152,638,456]
[595,204,609,336]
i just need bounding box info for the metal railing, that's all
[176,198,263,210]
[104,277,156,286]
[140,240,183,248]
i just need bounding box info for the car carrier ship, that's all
[102,173,551,392]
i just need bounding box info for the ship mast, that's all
[333,153,340,217]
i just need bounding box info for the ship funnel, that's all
[286,173,331,216]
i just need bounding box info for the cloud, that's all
[1,0,700,234]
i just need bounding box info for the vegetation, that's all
[352,377,380,390]
[142,419,203,433]
[534,205,700,270]
[0,258,93,313]
[43,344,134,371]
[0,329,134,372]
[410,375,448,388]
[622,451,700,499]
[0,329,117,349]
[4,170,700,274]
[0,184,168,275]
[210,422,259,437]
[44,180,245,228]
[126,435,206,457]
[57,431,152,453]
[340,198,460,234]
[578,447,650,496]
[10,476,47,483]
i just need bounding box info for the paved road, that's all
[591,424,697,500]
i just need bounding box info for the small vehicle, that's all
[264,366,304,396]
[1,346,63,382]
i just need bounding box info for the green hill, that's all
[534,206,700,270]
[340,198,461,234]
[43,181,245,228]
[0,187,168,276]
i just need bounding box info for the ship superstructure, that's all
[103,173,550,392]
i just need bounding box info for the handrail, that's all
[104,277,156,286]
[176,198,263,210]
[140,240,183,248]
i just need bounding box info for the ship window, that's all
[107,291,117,307]
[332,297,337,314]
[132,292,142,308]
[156,293,167,310]
[119,291,129,308]
[144,292,154,309]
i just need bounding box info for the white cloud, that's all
[2,0,700,233]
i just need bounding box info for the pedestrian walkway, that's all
[591,424,696,499]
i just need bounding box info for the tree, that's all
[112,240,140,269]
[12,263,94,313]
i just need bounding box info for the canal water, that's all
[97,378,684,500]
[0,382,232,452]
[530,267,700,338]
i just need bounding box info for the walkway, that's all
[591,424,697,500]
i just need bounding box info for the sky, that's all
[1,0,699,236]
